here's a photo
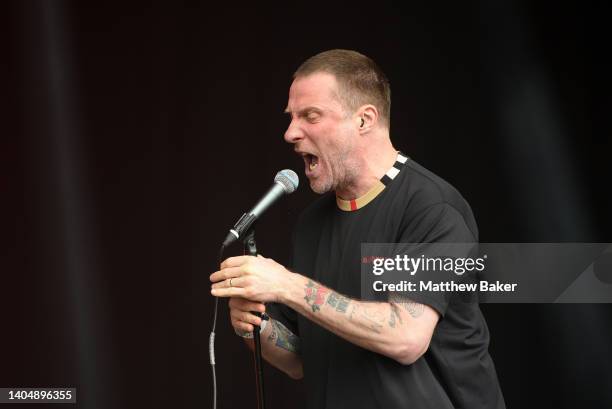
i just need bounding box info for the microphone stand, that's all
[243,229,266,409]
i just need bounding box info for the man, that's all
[210,50,505,408]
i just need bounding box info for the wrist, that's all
[278,270,306,306]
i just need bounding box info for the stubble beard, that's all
[310,148,359,195]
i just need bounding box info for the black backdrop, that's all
[3,1,611,408]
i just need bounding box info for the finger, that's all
[211,276,242,290]
[234,321,254,333]
[247,301,266,313]
[232,300,266,313]
[220,255,253,269]
[230,315,256,332]
[227,276,246,288]
[229,298,265,313]
[211,287,246,298]
[210,266,243,283]
[231,309,262,326]
[210,278,234,288]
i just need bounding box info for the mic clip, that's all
[223,213,257,247]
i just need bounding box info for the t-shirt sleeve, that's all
[395,202,478,317]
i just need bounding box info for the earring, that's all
[360,118,365,128]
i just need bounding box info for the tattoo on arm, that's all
[326,291,351,313]
[304,280,329,312]
[389,293,425,319]
[267,320,300,354]
[401,302,425,318]
[389,303,403,328]
[303,279,393,334]
[349,303,384,333]
[304,279,351,314]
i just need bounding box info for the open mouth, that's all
[304,153,319,172]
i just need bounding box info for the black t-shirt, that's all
[269,156,505,409]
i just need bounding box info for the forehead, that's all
[286,72,343,112]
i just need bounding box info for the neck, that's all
[335,135,398,200]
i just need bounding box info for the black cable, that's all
[209,244,225,409]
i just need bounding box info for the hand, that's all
[229,297,266,334]
[210,255,293,303]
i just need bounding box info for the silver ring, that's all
[229,278,234,287]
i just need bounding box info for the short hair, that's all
[294,49,391,127]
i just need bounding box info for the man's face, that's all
[284,72,358,194]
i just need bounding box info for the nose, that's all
[284,119,304,144]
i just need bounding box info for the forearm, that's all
[212,256,436,366]
[244,318,303,379]
[280,272,434,364]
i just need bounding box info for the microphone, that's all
[223,169,299,246]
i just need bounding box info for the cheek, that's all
[308,125,332,153]
[326,128,353,158]
[309,121,351,165]
[321,124,346,149]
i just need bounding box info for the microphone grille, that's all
[275,169,299,194]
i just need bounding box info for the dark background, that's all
[2,1,611,408]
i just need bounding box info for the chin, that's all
[309,179,332,195]
[309,183,326,194]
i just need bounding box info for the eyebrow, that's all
[284,107,323,116]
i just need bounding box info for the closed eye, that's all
[303,109,322,123]
[306,113,320,122]
[284,108,323,123]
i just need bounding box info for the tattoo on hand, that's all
[267,320,300,353]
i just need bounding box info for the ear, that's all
[355,104,379,133]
